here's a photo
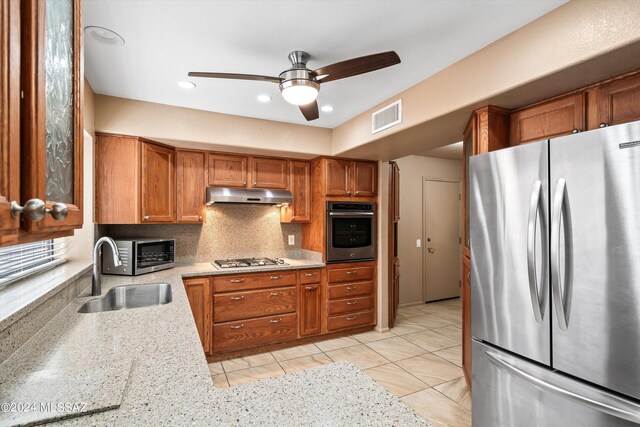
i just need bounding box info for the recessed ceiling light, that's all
[257,94,272,103]
[321,105,334,112]
[178,81,196,89]
[84,26,125,46]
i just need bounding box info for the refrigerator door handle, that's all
[551,178,574,331]
[527,179,548,323]
[485,349,640,424]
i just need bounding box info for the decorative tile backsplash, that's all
[98,205,303,264]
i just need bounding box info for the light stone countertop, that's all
[0,258,429,426]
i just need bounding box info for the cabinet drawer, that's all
[300,269,322,284]
[329,295,374,315]
[212,270,297,292]
[213,313,297,352]
[328,281,374,299]
[327,265,374,283]
[327,310,375,331]
[213,286,296,322]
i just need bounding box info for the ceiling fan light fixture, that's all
[178,81,196,89]
[84,26,125,46]
[279,80,319,106]
[257,94,272,103]
[321,105,334,112]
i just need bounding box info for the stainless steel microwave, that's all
[326,202,376,263]
[102,239,175,276]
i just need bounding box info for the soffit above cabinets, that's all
[84,0,566,129]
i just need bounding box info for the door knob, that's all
[427,247,436,254]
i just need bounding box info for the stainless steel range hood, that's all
[206,187,293,205]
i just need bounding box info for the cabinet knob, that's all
[198,216,203,221]
[346,315,358,321]
[242,181,247,186]
[143,215,150,221]
[599,123,608,128]
[305,285,317,290]
[10,199,46,221]
[346,191,351,195]
[291,216,296,220]
[253,182,257,186]
[572,129,580,134]
[355,191,360,195]
[230,324,244,329]
[47,203,68,221]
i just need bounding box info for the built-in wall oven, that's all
[326,202,376,263]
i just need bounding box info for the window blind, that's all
[0,239,65,288]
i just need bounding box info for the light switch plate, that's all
[416,239,421,248]
[288,235,295,246]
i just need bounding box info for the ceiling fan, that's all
[188,50,401,121]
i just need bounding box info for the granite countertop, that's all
[0,259,427,426]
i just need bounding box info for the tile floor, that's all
[208,298,470,427]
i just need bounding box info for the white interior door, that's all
[423,179,461,302]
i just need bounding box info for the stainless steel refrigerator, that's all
[470,121,640,426]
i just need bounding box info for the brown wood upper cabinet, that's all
[251,157,289,189]
[183,277,212,354]
[509,93,585,146]
[0,0,84,246]
[95,134,175,224]
[176,150,206,223]
[280,160,311,223]
[596,73,640,128]
[207,153,248,188]
[323,158,377,197]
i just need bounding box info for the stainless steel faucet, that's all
[93,237,122,296]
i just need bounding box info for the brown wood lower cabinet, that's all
[327,310,375,331]
[299,275,322,337]
[214,313,298,352]
[213,286,297,323]
[183,277,212,354]
[326,261,377,333]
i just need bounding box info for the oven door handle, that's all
[328,212,375,216]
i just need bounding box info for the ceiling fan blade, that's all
[299,101,319,121]
[313,51,400,83]
[188,72,281,84]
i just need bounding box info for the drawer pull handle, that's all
[229,279,245,283]
[270,275,282,280]
[346,285,357,290]
[346,301,358,305]
[346,271,357,275]
[270,292,281,296]
[346,316,358,321]
[270,319,283,323]
[304,273,317,277]
[230,324,244,329]
[305,285,317,290]
[230,296,245,301]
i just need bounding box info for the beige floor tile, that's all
[226,362,285,386]
[351,330,396,343]
[402,388,471,427]
[398,305,428,317]
[434,345,462,367]
[211,373,229,389]
[396,353,463,386]
[420,303,453,314]
[406,314,456,330]
[432,310,463,324]
[208,362,224,375]
[435,377,472,411]
[366,336,426,362]
[432,325,462,341]
[390,323,427,336]
[315,336,360,352]
[271,343,321,362]
[404,330,459,352]
[279,353,333,374]
[365,363,429,397]
[325,344,390,369]
[221,352,277,373]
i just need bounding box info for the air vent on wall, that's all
[372,99,402,134]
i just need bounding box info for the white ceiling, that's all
[84,0,566,129]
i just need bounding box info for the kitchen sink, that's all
[79,283,172,313]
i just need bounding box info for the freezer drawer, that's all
[470,140,551,365]
[472,340,640,427]
[549,121,640,400]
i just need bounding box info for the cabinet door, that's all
[352,161,376,197]
[509,93,585,146]
[462,256,471,390]
[596,73,640,128]
[141,142,175,223]
[0,0,20,240]
[176,150,205,223]
[299,282,322,336]
[184,277,212,354]
[392,161,400,221]
[324,158,351,196]
[251,157,288,189]
[288,160,311,222]
[207,153,248,187]
[20,0,84,234]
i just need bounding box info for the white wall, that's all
[393,155,462,306]
[61,130,94,260]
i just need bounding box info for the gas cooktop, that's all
[213,257,288,269]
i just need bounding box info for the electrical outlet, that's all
[416,239,421,248]
[288,235,295,246]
